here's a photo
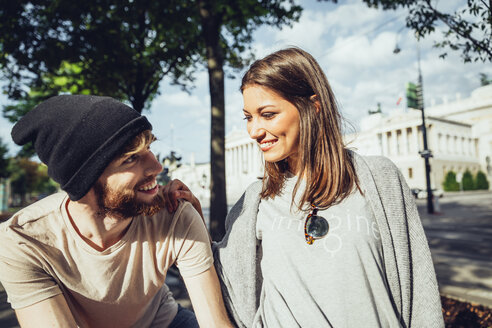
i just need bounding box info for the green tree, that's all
[480,73,492,86]
[8,158,57,206]
[475,170,489,190]
[442,171,460,191]
[359,0,492,62]
[0,0,302,240]
[0,138,9,179]
[462,169,475,190]
[0,0,199,112]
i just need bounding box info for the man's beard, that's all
[93,179,165,220]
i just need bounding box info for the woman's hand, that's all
[160,179,204,219]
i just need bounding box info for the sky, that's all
[1,0,491,164]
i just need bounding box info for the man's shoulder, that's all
[139,201,200,232]
[0,192,67,234]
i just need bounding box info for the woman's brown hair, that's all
[241,47,359,211]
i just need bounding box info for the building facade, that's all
[345,84,491,190]
[224,128,263,203]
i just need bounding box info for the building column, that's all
[402,128,408,156]
[391,130,398,156]
[382,131,388,156]
[235,147,239,177]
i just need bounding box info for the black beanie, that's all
[11,95,152,201]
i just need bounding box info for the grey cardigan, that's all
[213,154,444,328]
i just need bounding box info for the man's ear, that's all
[310,95,321,113]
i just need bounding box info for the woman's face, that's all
[242,85,300,169]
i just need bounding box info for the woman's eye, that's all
[262,112,276,119]
[243,116,252,121]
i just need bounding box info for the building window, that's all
[408,167,413,179]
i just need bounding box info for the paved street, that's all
[418,191,492,307]
[0,191,490,327]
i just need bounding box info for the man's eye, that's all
[123,154,138,164]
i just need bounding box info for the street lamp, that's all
[395,35,434,214]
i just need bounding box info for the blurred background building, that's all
[345,84,492,190]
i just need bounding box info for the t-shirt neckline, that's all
[60,195,137,255]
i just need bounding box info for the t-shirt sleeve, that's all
[171,202,214,278]
[0,226,61,309]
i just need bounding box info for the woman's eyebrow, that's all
[243,105,275,114]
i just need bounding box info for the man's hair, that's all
[117,130,156,159]
[241,47,360,211]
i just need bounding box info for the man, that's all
[0,95,231,327]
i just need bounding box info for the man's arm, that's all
[182,265,233,328]
[15,294,78,328]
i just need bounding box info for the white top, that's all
[254,175,401,327]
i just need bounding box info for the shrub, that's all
[443,171,460,191]
[475,171,489,190]
[462,169,475,190]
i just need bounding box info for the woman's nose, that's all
[247,119,265,140]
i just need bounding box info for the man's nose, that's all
[144,151,163,176]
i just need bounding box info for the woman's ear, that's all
[310,95,321,113]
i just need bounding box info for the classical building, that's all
[345,84,492,190]
[224,128,263,203]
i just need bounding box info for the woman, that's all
[166,47,443,328]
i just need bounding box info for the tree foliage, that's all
[480,73,491,86]
[0,0,200,113]
[8,158,58,206]
[0,138,9,179]
[360,0,492,62]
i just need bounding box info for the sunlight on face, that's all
[242,85,301,170]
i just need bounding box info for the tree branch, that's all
[424,0,492,60]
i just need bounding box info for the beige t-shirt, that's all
[0,192,213,328]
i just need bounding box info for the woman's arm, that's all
[160,180,203,219]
